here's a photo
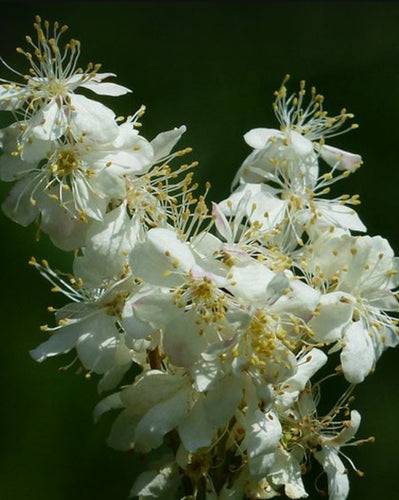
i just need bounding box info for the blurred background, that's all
[0,2,398,499]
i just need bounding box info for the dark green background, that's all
[0,2,398,499]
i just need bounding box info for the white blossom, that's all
[1,20,397,500]
[0,17,130,144]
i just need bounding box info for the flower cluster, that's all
[1,19,398,500]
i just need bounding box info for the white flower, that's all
[305,232,399,383]
[232,76,361,187]
[29,258,136,390]
[0,116,153,248]
[314,410,362,500]
[225,78,365,244]
[129,227,229,319]
[0,17,130,144]
[221,174,365,249]
[97,370,242,455]
[279,387,370,500]
[211,199,270,260]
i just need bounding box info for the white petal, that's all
[107,409,141,450]
[315,448,349,500]
[266,272,290,304]
[121,371,186,413]
[320,145,362,172]
[365,290,399,311]
[0,84,28,110]
[289,131,313,156]
[0,152,36,182]
[89,167,126,199]
[30,101,68,140]
[316,202,366,233]
[204,375,243,427]
[69,94,119,142]
[72,175,106,220]
[283,348,327,392]
[98,360,132,393]
[104,144,153,176]
[212,201,233,242]
[228,262,275,301]
[1,175,39,226]
[178,397,215,452]
[309,292,354,343]
[244,128,284,149]
[21,136,52,163]
[269,448,308,499]
[74,204,139,286]
[219,183,286,231]
[180,373,252,452]
[231,151,270,187]
[87,72,116,81]
[0,123,50,177]
[93,393,123,423]
[347,236,398,295]
[261,344,298,384]
[131,228,195,287]
[191,231,223,257]
[340,321,375,384]
[191,357,221,392]
[122,288,176,339]
[151,126,187,162]
[163,312,207,368]
[134,385,191,452]
[249,192,286,230]
[76,312,120,373]
[241,409,282,475]
[271,280,320,321]
[80,80,132,96]
[101,126,153,175]
[130,463,180,499]
[39,195,91,250]
[322,410,361,447]
[30,321,82,362]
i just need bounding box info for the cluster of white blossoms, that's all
[1,18,398,500]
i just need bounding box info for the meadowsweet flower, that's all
[223,78,365,248]
[304,232,399,383]
[29,258,138,390]
[0,117,153,248]
[232,75,361,187]
[0,17,130,144]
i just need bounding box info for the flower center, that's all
[174,275,227,325]
[50,148,79,178]
[44,79,69,98]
